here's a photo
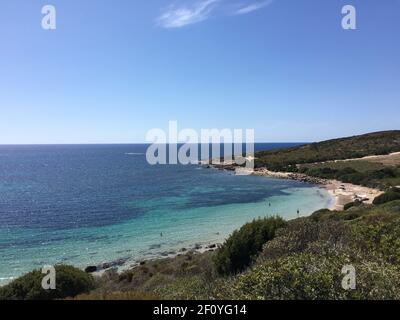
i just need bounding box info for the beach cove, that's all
[0,144,335,284]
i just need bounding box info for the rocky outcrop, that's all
[84,266,97,273]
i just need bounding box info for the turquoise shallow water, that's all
[0,144,333,285]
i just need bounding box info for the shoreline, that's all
[93,169,339,277]
[2,165,379,284]
[92,241,221,277]
[252,168,383,211]
[88,167,384,278]
[91,170,336,277]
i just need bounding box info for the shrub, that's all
[351,218,400,265]
[233,249,400,300]
[338,167,358,175]
[214,217,286,275]
[258,219,350,262]
[306,167,338,179]
[0,265,95,300]
[73,291,160,300]
[370,168,397,179]
[233,250,348,300]
[344,200,363,211]
[232,206,400,300]
[373,190,400,205]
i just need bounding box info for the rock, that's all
[85,266,97,273]
[207,244,216,249]
[139,261,146,265]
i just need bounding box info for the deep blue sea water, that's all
[0,144,333,284]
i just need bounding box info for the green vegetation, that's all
[343,200,363,210]
[86,251,219,300]
[0,265,94,300]
[231,203,400,299]
[299,164,400,190]
[373,188,400,205]
[71,291,160,300]
[3,199,400,300]
[300,159,385,173]
[253,131,400,190]
[255,131,400,172]
[213,217,286,275]
[232,250,400,300]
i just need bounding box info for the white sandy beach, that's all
[323,180,383,210]
[253,168,383,211]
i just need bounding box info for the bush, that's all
[73,291,160,300]
[214,217,286,275]
[344,200,363,211]
[233,249,400,300]
[373,190,400,205]
[351,218,400,265]
[233,250,348,300]
[0,265,95,300]
[370,168,397,179]
[338,167,358,175]
[306,167,338,179]
[258,219,350,262]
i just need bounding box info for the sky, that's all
[0,0,399,144]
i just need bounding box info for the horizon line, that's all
[0,142,309,146]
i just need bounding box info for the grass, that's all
[299,160,385,173]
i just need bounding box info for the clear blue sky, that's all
[0,0,399,144]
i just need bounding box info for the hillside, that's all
[254,130,400,190]
[255,131,400,171]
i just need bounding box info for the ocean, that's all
[0,144,333,285]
